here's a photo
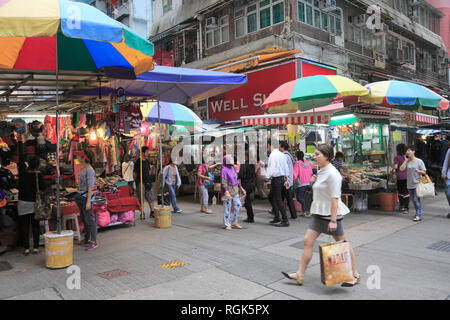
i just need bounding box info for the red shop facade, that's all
[208,58,338,122]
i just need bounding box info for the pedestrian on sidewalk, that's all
[134,146,156,218]
[74,149,98,251]
[331,152,346,177]
[197,161,220,214]
[122,154,135,193]
[162,160,182,214]
[282,144,360,286]
[394,144,409,214]
[238,151,256,223]
[266,142,290,227]
[17,133,47,255]
[279,141,298,220]
[293,151,313,217]
[400,145,427,222]
[441,144,450,218]
[255,157,268,199]
[221,155,246,230]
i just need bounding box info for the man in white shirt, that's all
[279,141,298,220]
[265,142,290,227]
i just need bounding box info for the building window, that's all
[162,0,172,14]
[235,9,245,38]
[205,15,229,49]
[348,24,362,45]
[389,0,408,16]
[386,32,415,65]
[234,0,285,38]
[414,5,441,35]
[402,40,414,64]
[298,1,341,35]
[363,31,384,53]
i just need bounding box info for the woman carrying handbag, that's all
[17,133,47,255]
[399,146,427,222]
[281,144,359,286]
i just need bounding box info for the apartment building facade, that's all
[150,0,449,121]
[80,0,153,39]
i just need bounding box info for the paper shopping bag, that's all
[319,240,354,286]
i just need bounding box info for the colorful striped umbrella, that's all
[0,0,154,77]
[360,80,449,111]
[141,101,202,127]
[262,75,369,114]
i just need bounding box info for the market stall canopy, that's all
[74,65,248,104]
[360,80,449,111]
[141,101,202,127]
[261,75,369,114]
[241,102,345,126]
[328,108,439,126]
[0,0,154,78]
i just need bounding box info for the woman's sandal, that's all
[224,226,232,230]
[341,274,361,287]
[281,271,304,285]
[32,249,40,255]
[231,223,243,229]
[23,250,30,256]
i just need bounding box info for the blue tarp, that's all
[75,65,247,104]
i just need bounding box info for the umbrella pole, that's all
[313,103,318,147]
[158,100,164,208]
[140,133,144,220]
[55,33,61,234]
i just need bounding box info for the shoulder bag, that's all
[416,173,435,198]
[34,173,52,221]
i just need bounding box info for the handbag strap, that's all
[35,172,40,194]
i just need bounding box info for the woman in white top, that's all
[282,144,360,287]
[122,154,135,191]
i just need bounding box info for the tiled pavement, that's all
[0,193,449,300]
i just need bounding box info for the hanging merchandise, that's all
[116,87,126,104]
[129,102,143,129]
[12,118,26,134]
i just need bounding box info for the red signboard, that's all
[301,60,337,77]
[208,61,297,122]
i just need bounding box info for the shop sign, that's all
[208,61,297,122]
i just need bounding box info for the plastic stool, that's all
[62,213,81,241]
[341,193,354,210]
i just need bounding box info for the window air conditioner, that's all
[353,14,368,27]
[205,17,218,28]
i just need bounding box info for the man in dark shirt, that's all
[134,146,155,218]
[238,151,256,223]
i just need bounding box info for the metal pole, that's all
[158,101,164,207]
[313,100,318,147]
[55,33,61,234]
[140,133,144,219]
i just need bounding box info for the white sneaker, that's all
[413,216,422,222]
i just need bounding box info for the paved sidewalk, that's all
[0,193,449,300]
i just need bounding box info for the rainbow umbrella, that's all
[0,0,154,235]
[360,80,449,111]
[0,0,154,77]
[262,75,369,114]
[141,101,202,127]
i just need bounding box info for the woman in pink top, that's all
[293,151,313,216]
[393,143,409,214]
